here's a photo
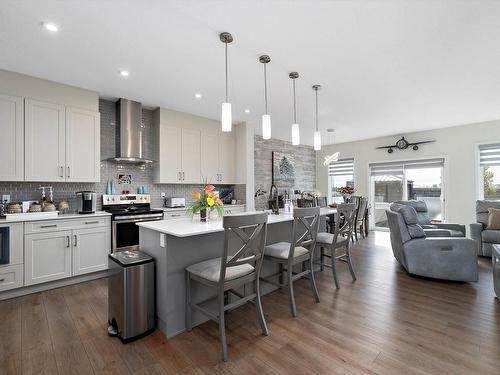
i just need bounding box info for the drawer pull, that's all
[170,214,181,217]
[85,221,99,225]
[41,224,57,228]
[0,278,5,282]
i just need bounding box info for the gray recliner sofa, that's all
[393,200,465,237]
[470,200,500,257]
[386,203,478,282]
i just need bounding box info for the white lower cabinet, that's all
[72,226,110,276]
[25,230,73,286]
[0,265,23,292]
[24,218,111,286]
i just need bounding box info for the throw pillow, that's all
[487,208,500,230]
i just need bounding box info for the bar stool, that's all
[185,212,269,362]
[261,207,321,317]
[316,203,357,289]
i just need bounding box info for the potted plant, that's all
[336,186,356,202]
[189,184,224,222]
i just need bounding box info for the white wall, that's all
[316,119,500,227]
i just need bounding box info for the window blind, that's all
[479,143,500,167]
[328,158,354,176]
[369,158,444,176]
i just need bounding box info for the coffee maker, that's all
[76,191,97,214]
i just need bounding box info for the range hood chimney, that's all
[109,98,154,164]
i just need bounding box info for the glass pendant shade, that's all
[262,114,271,139]
[314,131,321,151]
[221,102,232,132]
[291,123,300,145]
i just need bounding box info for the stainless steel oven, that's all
[0,226,10,265]
[103,194,164,253]
[112,212,163,252]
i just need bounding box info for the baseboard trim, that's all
[0,270,110,301]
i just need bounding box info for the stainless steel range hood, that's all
[109,98,154,164]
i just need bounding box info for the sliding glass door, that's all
[369,158,445,230]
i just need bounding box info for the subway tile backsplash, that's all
[0,99,246,210]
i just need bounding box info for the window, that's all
[478,143,500,201]
[328,158,354,203]
[369,158,445,229]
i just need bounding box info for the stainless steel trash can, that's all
[108,250,155,343]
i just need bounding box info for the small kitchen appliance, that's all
[164,197,185,208]
[76,191,97,214]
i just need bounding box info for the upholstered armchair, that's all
[393,200,465,237]
[470,200,500,257]
[386,203,478,282]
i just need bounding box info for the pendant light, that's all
[260,55,271,139]
[220,32,233,132]
[289,72,300,145]
[313,84,322,151]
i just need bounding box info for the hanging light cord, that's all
[315,89,319,131]
[225,41,228,102]
[264,63,268,114]
[292,78,297,123]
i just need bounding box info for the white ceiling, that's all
[1,0,500,145]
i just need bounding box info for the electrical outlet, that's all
[2,194,11,203]
[161,192,166,198]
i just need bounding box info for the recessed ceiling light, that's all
[119,70,130,77]
[42,22,58,32]
[244,109,251,113]
[195,93,202,99]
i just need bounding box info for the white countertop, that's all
[137,208,336,237]
[156,204,246,212]
[0,211,111,223]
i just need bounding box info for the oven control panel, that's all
[103,194,151,205]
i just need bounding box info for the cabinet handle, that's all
[41,224,57,228]
[170,214,181,217]
[178,172,181,181]
[182,172,185,180]
[66,236,70,248]
[74,235,78,247]
[67,166,70,179]
[85,221,99,225]
[60,166,64,178]
[0,278,5,282]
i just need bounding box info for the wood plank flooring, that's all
[1,231,499,374]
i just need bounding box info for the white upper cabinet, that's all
[201,131,236,184]
[155,125,182,183]
[66,107,100,182]
[201,131,220,183]
[219,132,236,184]
[0,94,24,181]
[25,99,66,182]
[181,128,201,183]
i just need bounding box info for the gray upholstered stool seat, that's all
[264,242,309,259]
[186,257,254,283]
[316,232,348,246]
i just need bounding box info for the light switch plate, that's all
[160,233,166,248]
[161,192,166,198]
[2,194,10,203]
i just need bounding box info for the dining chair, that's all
[261,207,321,317]
[316,203,357,289]
[185,212,269,361]
[354,197,368,241]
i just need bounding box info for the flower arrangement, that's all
[189,183,224,221]
[336,186,355,195]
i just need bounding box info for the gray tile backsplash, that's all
[0,99,245,210]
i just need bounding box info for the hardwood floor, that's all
[1,231,499,374]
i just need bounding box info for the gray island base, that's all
[138,209,335,338]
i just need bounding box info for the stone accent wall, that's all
[254,135,316,210]
[0,99,245,210]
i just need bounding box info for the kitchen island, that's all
[137,208,336,338]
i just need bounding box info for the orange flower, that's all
[192,191,201,200]
[207,191,215,198]
[204,184,215,192]
[216,198,223,206]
